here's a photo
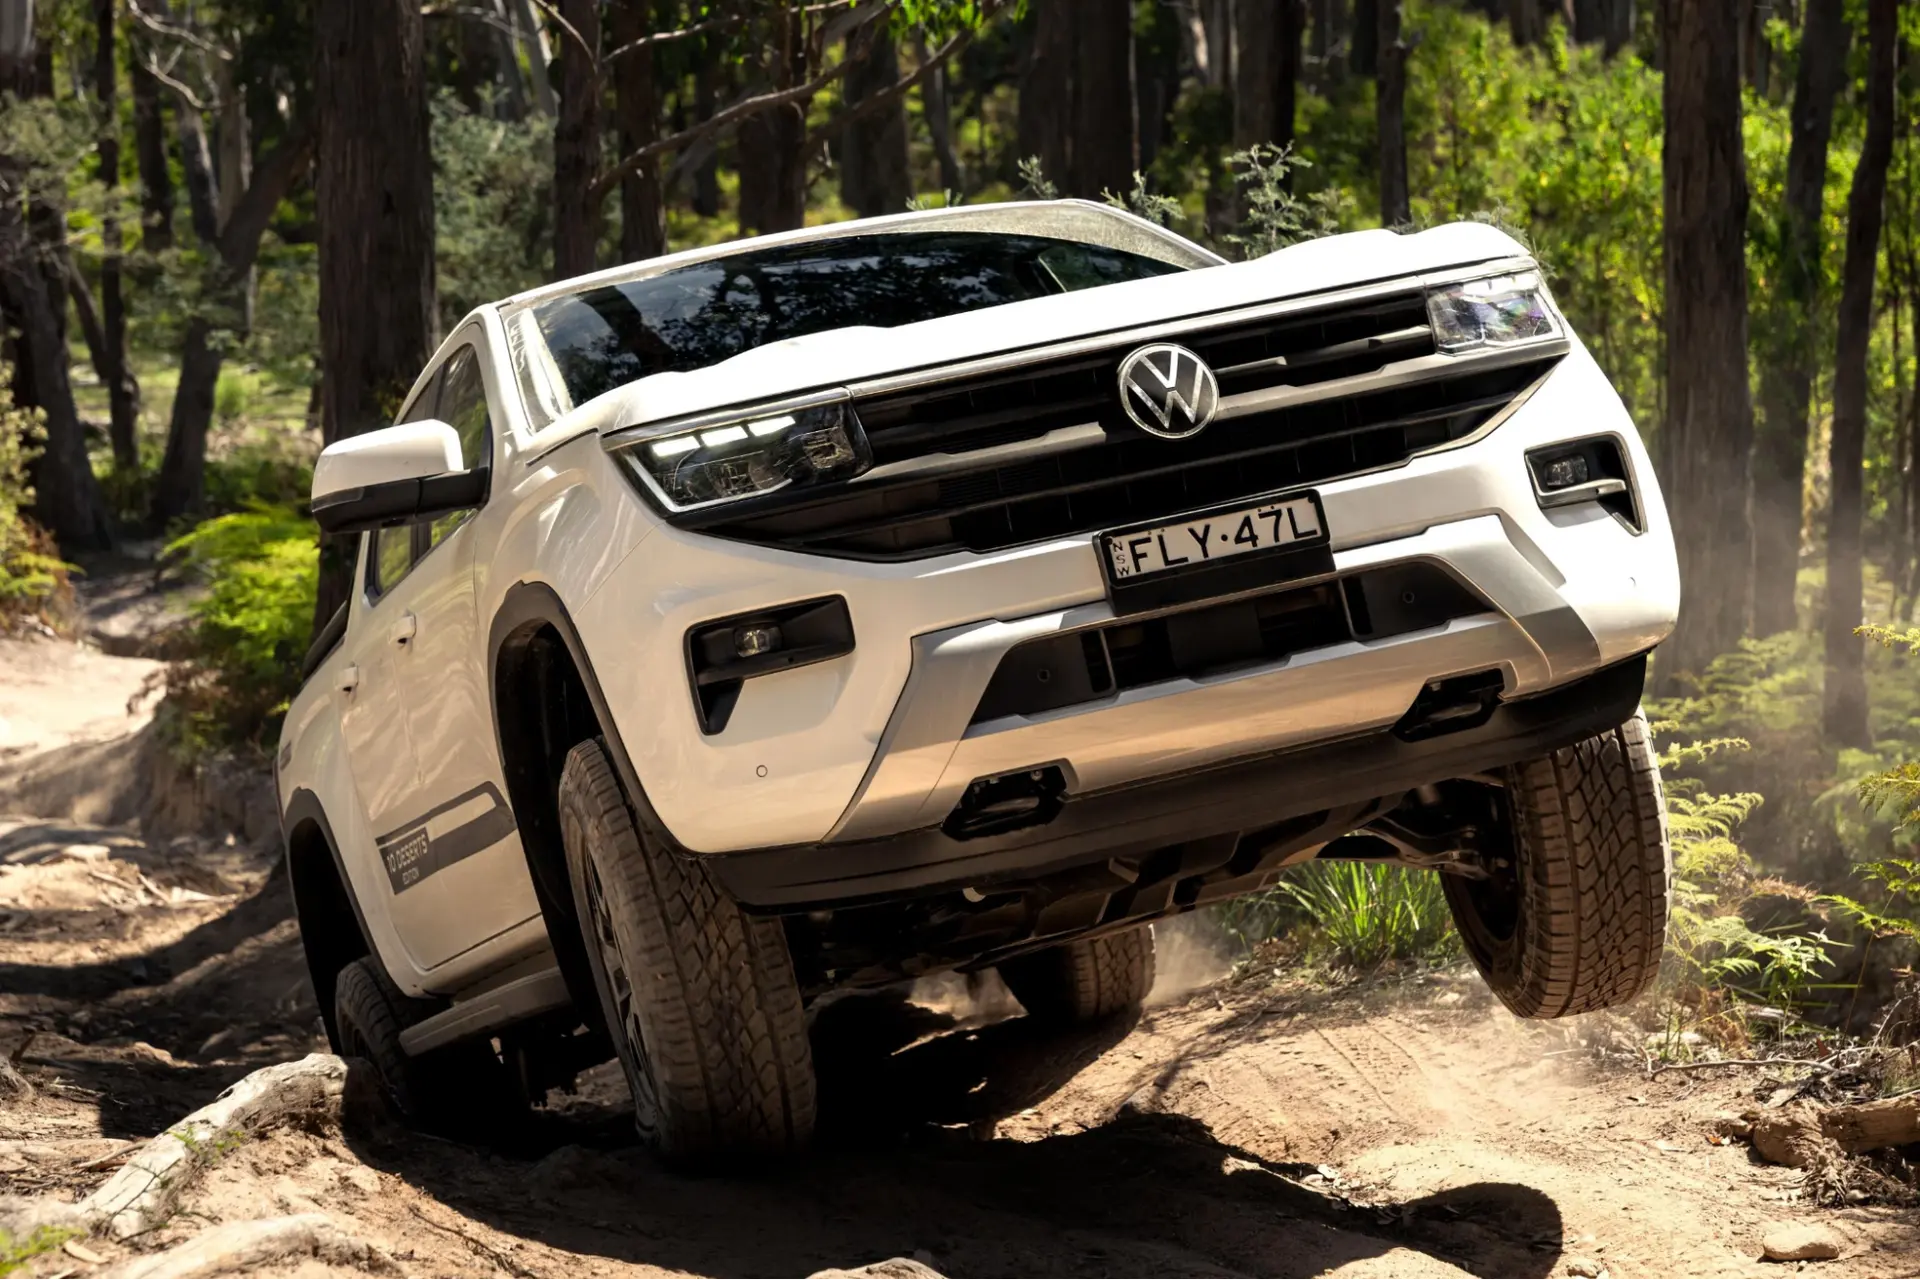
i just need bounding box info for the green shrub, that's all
[214,369,250,423]
[0,360,74,627]
[162,503,318,751]
[1225,861,1458,970]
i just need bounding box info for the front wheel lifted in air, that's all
[1443,712,1671,1019]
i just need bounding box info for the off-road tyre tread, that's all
[333,958,515,1136]
[558,738,815,1164]
[1001,925,1156,1024]
[1445,711,1670,1019]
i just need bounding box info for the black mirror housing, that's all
[311,469,487,535]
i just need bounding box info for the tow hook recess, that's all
[944,764,1068,840]
[1393,669,1505,742]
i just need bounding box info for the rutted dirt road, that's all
[5,630,1919,1279]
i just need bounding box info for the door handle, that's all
[389,612,418,646]
[337,663,360,693]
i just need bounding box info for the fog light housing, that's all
[1526,437,1640,530]
[686,597,854,734]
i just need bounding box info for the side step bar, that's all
[398,967,571,1056]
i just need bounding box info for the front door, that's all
[376,339,539,970]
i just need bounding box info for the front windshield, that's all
[513,230,1194,423]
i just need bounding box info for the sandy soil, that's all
[4,635,1918,1279]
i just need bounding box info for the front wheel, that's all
[1443,712,1670,1018]
[558,738,816,1164]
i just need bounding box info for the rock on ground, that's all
[1760,1222,1844,1262]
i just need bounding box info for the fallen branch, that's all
[84,1054,351,1240]
[1648,1053,1843,1078]
[118,1213,399,1279]
[1724,1095,1920,1168]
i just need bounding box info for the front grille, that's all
[970,562,1489,724]
[687,293,1560,560]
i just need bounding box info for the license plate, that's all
[1099,491,1334,614]
[1104,494,1325,579]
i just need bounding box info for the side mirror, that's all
[310,420,486,535]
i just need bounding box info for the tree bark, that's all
[1376,0,1409,227]
[175,104,221,247]
[0,14,113,552]
[506,0,556,116]
[1135,0,1182,173]
[127,56,174,252]
[93,0,140,472]
[1352,0,1378,77]
[1017,0,1072,191]
[609,0,664,262]
[552,0,601,278]
[150,137,313,528]
[840,20,913,216]
[1821,0,1895,748]
[692,61,721,216]
[1656,0,1756,691]
[1509,0,1547,47]
[1572,0,1634,54]
[1066,0,1134,200]
[1750,0,1848,637]
[737,102,809,233]
[312,0,436,636]
[918,34,963,198]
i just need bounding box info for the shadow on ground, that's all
[336,991,1566,1278]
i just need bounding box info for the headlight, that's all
[1426,271,1558,353]
[610,398,870,511]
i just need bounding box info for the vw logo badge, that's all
[1117,343,1220,440]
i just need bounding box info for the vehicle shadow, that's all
[339,990,1568,1278]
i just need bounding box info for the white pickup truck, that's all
[279,201,1677,1163]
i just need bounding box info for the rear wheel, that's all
[558,738,815,1164]
[332,957,516,1137]
[1443,712,1670,1018]
[1000,925,1156,1024]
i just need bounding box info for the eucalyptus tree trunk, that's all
[918,35,963,197]
[840,19,912,216]
[93,0,140,471]
[151,139,312,528]
[552,0,601,278]
[1750,0,1849,638]
[0,6,113,551]
[1655,0,1756,692]
[1016,0,1072,191]
[1376,0,1409,227]
[1822,0,1896,748]
[311,0,436,636]
[128,57,174,251]
[1067,0,1134,200]
[610,0,665,261]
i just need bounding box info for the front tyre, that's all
[999,925,1156,1024]
[557,738,815,1164]
[1443,712,1670,1018]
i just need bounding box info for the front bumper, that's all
[574,340,1678,856]
[708,653,1649,909]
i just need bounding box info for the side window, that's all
[437,347,492,471]
[370,524,415,597]
[428,345,493,549]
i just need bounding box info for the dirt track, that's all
[5,631,1919,1279]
